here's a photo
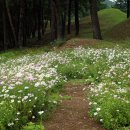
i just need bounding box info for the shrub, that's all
[23,122,44,130]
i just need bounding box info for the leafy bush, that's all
[23,122,44,130]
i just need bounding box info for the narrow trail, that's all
[44,84,105,130]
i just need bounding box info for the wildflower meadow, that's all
[0,46,130,130]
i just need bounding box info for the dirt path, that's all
[44,84,105,130]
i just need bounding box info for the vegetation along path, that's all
[44,83,105,130]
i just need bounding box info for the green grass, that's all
[1,39,129,61]
[0,46,51,62]
[99,8,126,32]
[0,45,129,130]
[67,79,87,85]
[105,18,130,41]
[78,8,126,39]
[87,40,130,49]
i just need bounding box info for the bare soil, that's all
[44,84,105,130]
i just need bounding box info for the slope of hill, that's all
[98,8,126,31]
[79,8,126,38]
[105,18,130,40]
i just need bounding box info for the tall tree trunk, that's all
[42,1,49,35]
[5,0,17,47]
[51,0,63,41]
[61,12,67,39]
[89,0,102,40]
[61,1,68,38]
[67,0,72,34]
[74,0,79,36]
[127,0,130,18]
[42,20,48,35]
[51,0,57,40]
[18,0,25,48]
[32,0,37,38]
[23,0,27,46]
[55,0,62,40]
[2,0,7,50]
[37,0,42,40]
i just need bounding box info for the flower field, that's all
[0,46,130,130]
[0,52,68,129]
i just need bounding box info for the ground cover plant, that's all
[57,46,130,130]
[0,44,130,130]
[0,52,69,129]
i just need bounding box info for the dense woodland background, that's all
[0,0,130,51]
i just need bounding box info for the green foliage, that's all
[56,46,130,130]
[0,43,130,130]
[0,102,16,129]
[113,0,127,13]
[0,84,62,129]
[0,51,66,129]
[118,126,130,130]
[90,96,130,129]
[98,0,108,10]
[23,122,44,130]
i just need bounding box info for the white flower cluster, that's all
[0,51,70,127]
[67,47,130,124]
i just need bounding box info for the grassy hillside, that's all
[105,18,130,40]
[99,8,126,31]
[78,8,126,38]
